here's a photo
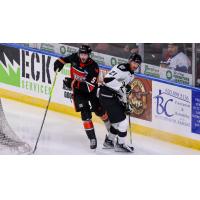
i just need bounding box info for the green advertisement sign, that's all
[0,45,21,87]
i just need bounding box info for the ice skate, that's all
[115,138,134,153]
[90,138,97,150]
[103,135,114,149]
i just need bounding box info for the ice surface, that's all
[1,98,199,155]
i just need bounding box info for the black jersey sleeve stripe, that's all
[104,77,115,83]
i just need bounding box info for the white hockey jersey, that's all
[103,63,134,103]
[166,52,191,73]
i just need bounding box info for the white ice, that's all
[1,98,200,155]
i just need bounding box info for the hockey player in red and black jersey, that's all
[99,53,142,153]
[54,45,110,150]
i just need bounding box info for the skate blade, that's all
[115,150,134,153]
[115,148,134,153]
[90,148,97,152]
[102,145,114,150]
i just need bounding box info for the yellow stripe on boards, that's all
[0,88,200,151]
[0,88,80,117]
[133,124,200,151]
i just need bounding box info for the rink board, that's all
[0,43,200,150]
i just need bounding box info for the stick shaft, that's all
[128,114,132,144]
[33,70,58,154]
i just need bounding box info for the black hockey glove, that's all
[126,85,132,95]
[124,102,133,115]
[54,59,64,72]
[63,77,72,90]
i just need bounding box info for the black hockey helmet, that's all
[129,53,142,65]
[78,45,92,54]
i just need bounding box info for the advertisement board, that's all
[0,44,73,107]
[130,78,152,122]
[152,81,192,135]
[25,43,128,67]
[192,90,200,134]
[141,63,192,85]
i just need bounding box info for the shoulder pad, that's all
[89,58,99,67]
[117,64,128,71]
[92,59,98,66]
[69,53,79,61]
[71,53,78,57]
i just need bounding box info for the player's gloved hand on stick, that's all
[124,102,133,115]
[126,85,132,95]
[54,59,65,72]
[118,85,132,103]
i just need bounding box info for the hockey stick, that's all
[127,89,151,145]
[126,90,133,145]
[32,70,59,154]
[128,113,132,145]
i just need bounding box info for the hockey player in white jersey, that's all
[99,53,142,152]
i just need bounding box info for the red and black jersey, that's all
[55,53,99,94]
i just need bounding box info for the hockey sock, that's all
[117,131,127,144]
[108,126,118,141]
[117,136,126,144]
[108,133,116,141]
[83,120,96,140]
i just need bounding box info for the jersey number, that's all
[109,71,117,76]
